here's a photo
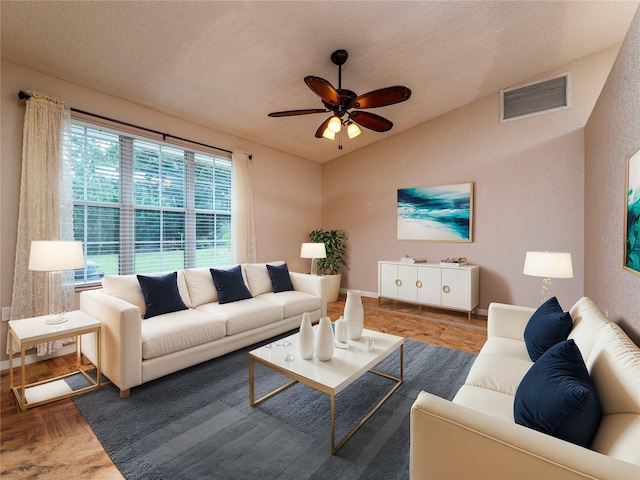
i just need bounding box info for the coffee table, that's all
[249,327,404,454]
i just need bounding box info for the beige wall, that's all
[322,46,620,312]
[585,9,640,345]
[0,61,322,362]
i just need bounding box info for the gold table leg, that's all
[249,356,297,406]
[20,336,27,410]
[250,343,404,455]
[9,326,104,411]
[330,343,404,454]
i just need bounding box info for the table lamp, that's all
[300,242,326,275]
[523,251,573,303]
[29,240,85,324]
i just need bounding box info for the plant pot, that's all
[323,273,342,303]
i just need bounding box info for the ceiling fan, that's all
[268,49,411,149]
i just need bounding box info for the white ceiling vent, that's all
[500,73,571,122]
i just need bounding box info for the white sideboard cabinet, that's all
[378,261,480,321]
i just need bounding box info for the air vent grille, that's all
[501,74,570,122]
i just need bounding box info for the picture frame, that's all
[397,182,473,242]
[624,148,640,275]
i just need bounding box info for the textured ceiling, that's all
[2,1,637,163]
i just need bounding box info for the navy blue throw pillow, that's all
[210,265,252,304]
[524,297,572,361]
[514,339,601,448]
[267,263,294,293]
[137,272,188,319]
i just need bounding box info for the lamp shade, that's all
[347,122,361,139]
[29,241,85,272]
[300,242,326,259]
[322,128,335,140]
[327,116,342,133]
[523,251,573,279]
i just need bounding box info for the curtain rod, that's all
[18,91,251,160]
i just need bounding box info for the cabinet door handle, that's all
[442,285,451,294]
[416,280,422,288]
[395,279,402,287]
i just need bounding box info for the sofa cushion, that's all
[479,337,531,363]
[243,261,284,296]
[586,322,640,415]
[103,274,147,314]
[591,414,640,466]
[102,273,191,317]
[141,309,226,360]
[258,291,321,318]
[453,384,516,422]
[568,297,611,363]
[196,298,283,336]
[524,297,572,361]
[210,265,252,304]
[137,272,188,319]
[266,263,294,293]
[514,339,601,448]
[464,353,532,396]
[183,267,220,307]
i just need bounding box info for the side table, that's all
[8,310,104,411]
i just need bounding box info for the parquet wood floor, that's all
[0,295,486,479]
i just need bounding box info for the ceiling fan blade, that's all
[353,86,412,109]
[268,108,328,117]
[315,117,333,138]
[350,111,393,132]
[305,76,340,105]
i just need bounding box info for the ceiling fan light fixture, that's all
[327,116,342,133]
[267,49,412,150]
[322,128,335,140]
[347,122,361,139]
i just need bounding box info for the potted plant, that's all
[309,229,348,302]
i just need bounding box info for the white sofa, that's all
[410,297,640,479]
[79,262,326,398]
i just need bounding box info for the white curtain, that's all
[231,150,257,264]
[8,91,74,356]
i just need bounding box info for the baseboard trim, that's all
[337,288,488,317]
[0,344,76,373]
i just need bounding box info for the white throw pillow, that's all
[182,267,221,308]
[243,261,284,296]
[102,274,146,316]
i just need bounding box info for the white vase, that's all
[314,316,334,361]
[344,289,364,340]
[334,316,349,349]
[299,312,315,360]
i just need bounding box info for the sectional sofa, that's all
[410,296,640,479]
[79,262,326,398]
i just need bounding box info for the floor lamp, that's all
[300,243,326,275]
[523,251,573,303]
[29,241,86,324]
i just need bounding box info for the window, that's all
[72,121,232,284]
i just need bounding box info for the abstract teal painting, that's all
[625,149,640,274]
[397,182,473,242]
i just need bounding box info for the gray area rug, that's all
[71,337,476,480]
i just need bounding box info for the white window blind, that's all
[72,121,232,284]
